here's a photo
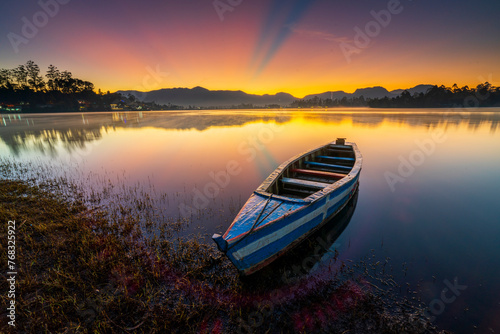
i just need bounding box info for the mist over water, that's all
[1,108,500,333]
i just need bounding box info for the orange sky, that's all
[1,0,499,97]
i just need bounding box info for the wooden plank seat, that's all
[304,161,352,170]
[291,168,345,179]
[281,177,330,189]
[328,144,352,149]
[325,149,355,157]
[316,155,355,162]
[281,188,315,197]
[326,148,352,153]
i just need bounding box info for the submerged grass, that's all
[0,162,450,333]
[0,178,233,333]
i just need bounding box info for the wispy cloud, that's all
[250,0,319,77]
[289,26,352,44]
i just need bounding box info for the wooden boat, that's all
[212,138,362,276]
[258,188,359,280]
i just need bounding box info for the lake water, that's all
[1,108,500,333]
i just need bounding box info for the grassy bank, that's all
[0,178,448,333]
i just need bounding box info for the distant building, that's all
[110,104,124,111]
[78,100,91,111]
[0,104,22,112]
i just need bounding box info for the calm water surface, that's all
[1,108,500,333]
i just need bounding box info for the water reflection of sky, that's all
[1,108,500,333]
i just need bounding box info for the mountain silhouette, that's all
[389,84,434,96]
[117,84,435,107]
[303,85,434,101]
[118,86,296,107]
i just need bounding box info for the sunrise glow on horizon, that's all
[1,0,499,98]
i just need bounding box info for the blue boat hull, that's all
[213,140,362,275]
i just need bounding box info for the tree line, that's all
[290,83,500,109]
[368,83,500,108]
[2,62,499,111]
[290,96,368,108]
[0,60,138,112]
[1,61,95,93]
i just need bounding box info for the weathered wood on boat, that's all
[304,161,352,170]
[291,168,345,179]
[281,177,330,189]
[317,155,355,162]
[325,148,355,154]
[212,139,362,275]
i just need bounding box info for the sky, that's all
[1,0,499,98]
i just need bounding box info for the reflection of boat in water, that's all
[213,139,362,276]
[274,188,359,278]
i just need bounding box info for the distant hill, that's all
[118,86,296,107]
[352,86,391,99]
[302,91,351,101]
[117,84,437,107]
[302,85,434,101]
[390,84,434,96]
[302,86,391,100]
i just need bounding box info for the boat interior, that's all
[265,140,356,199]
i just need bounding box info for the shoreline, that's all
[2,106,500,115]
[0,176,448,333]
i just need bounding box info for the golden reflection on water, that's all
[2,110,500,334]
[1,109,499,164]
